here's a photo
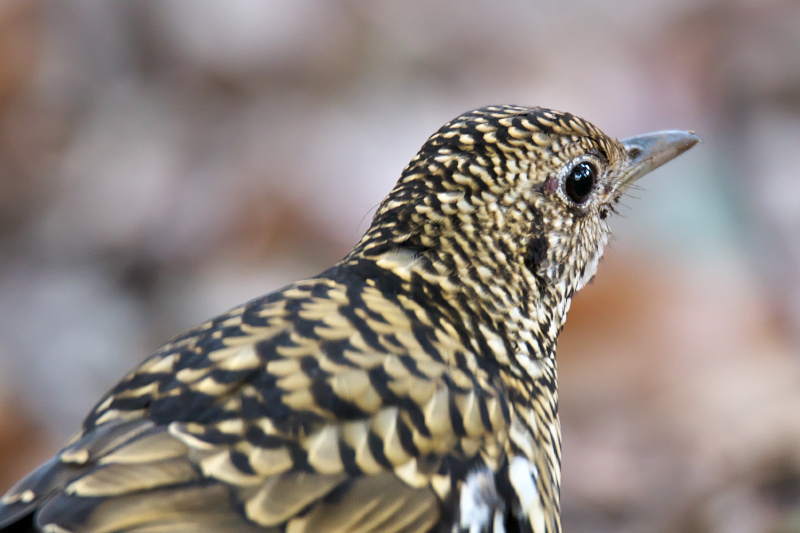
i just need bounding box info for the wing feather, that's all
[1,276,512,532]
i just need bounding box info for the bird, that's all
[0,105,699,533]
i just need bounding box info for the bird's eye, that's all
[564,162,596,204]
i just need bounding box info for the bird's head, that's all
[355,105,699,311]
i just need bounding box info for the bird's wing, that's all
[0,418,442,533]
[0,274,511,533]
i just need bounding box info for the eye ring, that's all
[562,160,597,205]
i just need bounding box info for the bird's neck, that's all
[344,239,572,380]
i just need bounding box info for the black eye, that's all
[564,161,596,204]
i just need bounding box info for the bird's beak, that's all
[615,130,701,192]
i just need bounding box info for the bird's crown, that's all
[354,106,619,297]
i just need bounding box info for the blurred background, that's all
[0,1,798,531]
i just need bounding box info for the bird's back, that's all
[0,258,547,533]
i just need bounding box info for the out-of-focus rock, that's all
[0,265,149,440]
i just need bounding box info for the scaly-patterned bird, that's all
[0,106,699,533]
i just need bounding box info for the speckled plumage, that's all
[0,105,699,533]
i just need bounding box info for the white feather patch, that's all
[458,467,505,533]
[508,456,546,533]
[575,235,606,292]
